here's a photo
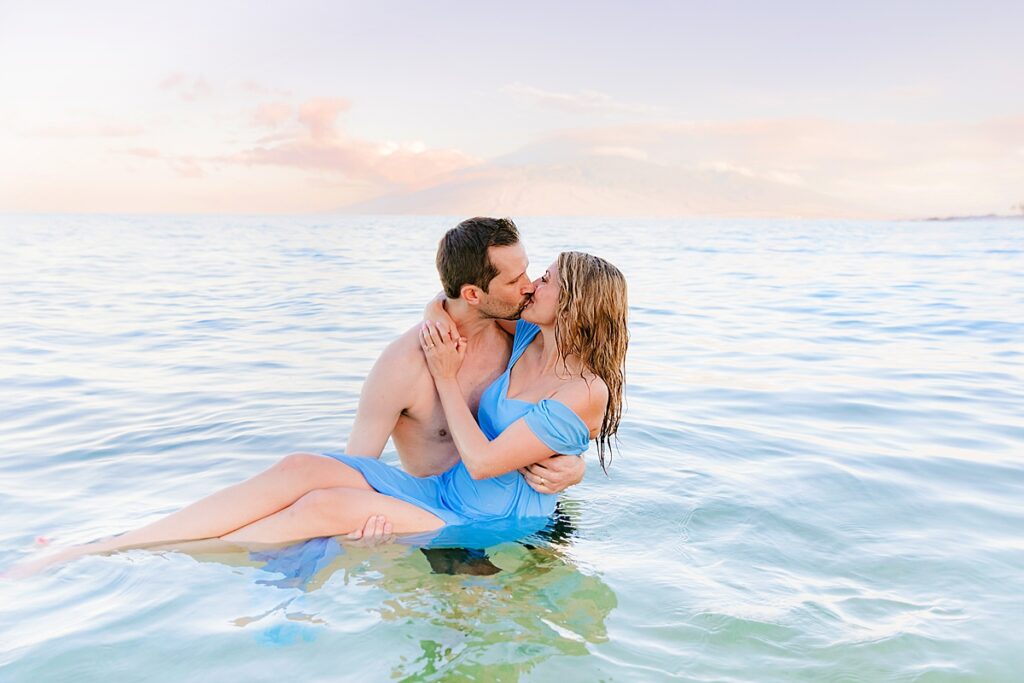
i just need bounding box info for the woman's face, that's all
[520,261,560,325]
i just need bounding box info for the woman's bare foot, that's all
[2,545,91,580]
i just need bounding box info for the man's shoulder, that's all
[360,326,431,407]
[377,324,430,365]
[366,325,430,385]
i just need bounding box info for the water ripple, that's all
[1,215,1022,681]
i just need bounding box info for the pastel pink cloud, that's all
[115,146,205,179]
[123,146,162,159]
[232,137,473,188]
[253,102,293,128]
[297,97,351,142]
[160,73,212,101]
[229,97,473,188]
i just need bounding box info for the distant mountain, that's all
[339,151,881,219]
[921,213,1024,222]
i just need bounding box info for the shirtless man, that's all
[344,216,586,540]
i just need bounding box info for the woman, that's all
[8,252,626,576]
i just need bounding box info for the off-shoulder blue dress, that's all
[324,320,590,527]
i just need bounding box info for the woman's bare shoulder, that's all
[552,374,609,430]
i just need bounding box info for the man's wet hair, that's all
[436,217,520,299]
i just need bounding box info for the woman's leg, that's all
[71,454,372,554]
[221,487,444,545]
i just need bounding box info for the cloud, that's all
[97,95,473,198]
[502,82,660,115]
[696,161,807,187]
[114,146,205,179]
[159,73,186,89]
[226,97,474,189]
[589,146,650,162]
[160,73,212,102]
[297,97,350,142]
[27,124,144,139]
[230,137,472,188]
[253,102,292,128]
[169,156,204,179]
[122,146,162,159]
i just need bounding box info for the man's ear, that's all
[460,284,482,306]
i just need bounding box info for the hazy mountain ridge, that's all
[341,152,882,218]
[920,213,1024,222]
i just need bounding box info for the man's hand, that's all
[520,455,586,494]
[345,514,395,547]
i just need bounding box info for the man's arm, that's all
[520,455,586,494]
[343,333,428,545]
[344,339,413,457]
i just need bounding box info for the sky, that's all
[1,0,1022,217]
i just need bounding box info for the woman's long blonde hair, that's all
[554,251,628,472]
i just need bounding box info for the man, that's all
[345,217,586,542]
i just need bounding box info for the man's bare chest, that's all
[399,358,507,440]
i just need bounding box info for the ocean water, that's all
[1,214,1022,682]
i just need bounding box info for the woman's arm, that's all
[423,292,460,337]
[419,322,601,480]
[433,376,560,479]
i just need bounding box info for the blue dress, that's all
[324,320,590,527]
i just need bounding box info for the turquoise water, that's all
[1,215,1022,681]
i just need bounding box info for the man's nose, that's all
[523,281,536,294]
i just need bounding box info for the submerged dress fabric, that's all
[324,320,590,526]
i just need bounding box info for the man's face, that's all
[476,242,535,320]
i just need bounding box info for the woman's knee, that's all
[274,452,370,489]
[272,452,328,476]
